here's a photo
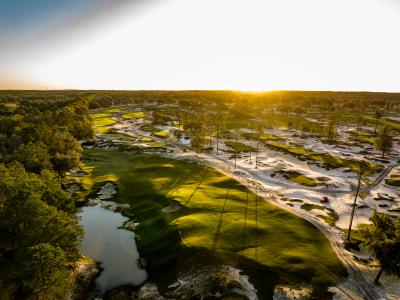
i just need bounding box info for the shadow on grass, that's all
[212,188,230,251]
[185,170,208,205]
[81,149,346,300]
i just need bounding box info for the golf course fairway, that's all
[80,149,346,298]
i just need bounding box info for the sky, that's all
[1,0,400,91]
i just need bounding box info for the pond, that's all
[79,205,147,293]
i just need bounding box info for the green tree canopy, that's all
[375,125,393,158]
[0,162,82,298]
[356,211,400,284]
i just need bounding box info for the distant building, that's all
[179,136,191,145]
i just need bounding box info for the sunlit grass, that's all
[122,111,146,119]
[153,131,169,138]
[93,117,117,127]
[139,136,154,142]
[385,174,400,187]
[80,149,346,288]
[225,141,255,152]
[265,141,382,173]
[279,170,317,187]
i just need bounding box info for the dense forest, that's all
[0,93,93,299]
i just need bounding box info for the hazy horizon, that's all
[1,0,400,91]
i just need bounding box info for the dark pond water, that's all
[79,205,147,292]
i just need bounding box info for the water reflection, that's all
[79,205,147,292]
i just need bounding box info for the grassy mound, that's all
[225,141,256,152]
[139,137,154,142]
[122,111,146,119]
[265,141,382,173]
[80,149,346,297]
[279,170,317,187]
[92,113,118,127]
[385,174,400,187]
[300,203,325,211]
[153,131,169,138]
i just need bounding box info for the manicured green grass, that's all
[122,111,146,119]
[300,204,338,226]
[80,149,345,295]
[361,115,400,133]
[300,203,326,211]
[348,129,373,137]
[225,141,256,152]
[98,108,122,114]
[348,130,375,144]
[92,113,117,127]
[288,199,304,203]
[94,127,110,134]
[260,134,281,141]
[354,136,375,144]
[153,131,169,138]
[139,136,154,142]
[92,112,111,119]
[316,211,339,226]
[279,170,317,187]
[241,133,281,141]
[93,118,117,127]
[385,174,400,187]
[265,141,382,173]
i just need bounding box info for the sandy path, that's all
[370,164,399,189]
[164,150,387,300]
[103,119,397,299]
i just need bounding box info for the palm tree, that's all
[347,161,371,241]
[255,125,263,169]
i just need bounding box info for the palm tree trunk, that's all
[374,269,383,285]
[347,178,361,241]
[255,139,259,169]
[249,138,252,164]
[216,125,220,155]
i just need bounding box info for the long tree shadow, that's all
[255,190,258,261]
[164,175,184,197]
[243,189,249,240]
[185,170,208,205]
[212,188,230,251]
